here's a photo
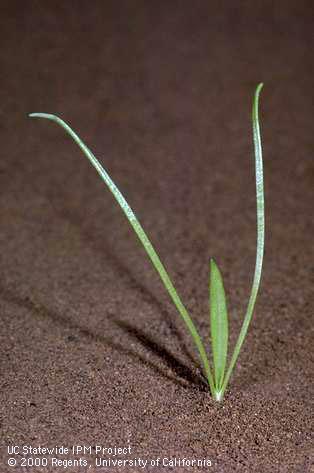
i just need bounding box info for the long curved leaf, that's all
[28,112,215,395]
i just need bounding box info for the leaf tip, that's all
[210,257,217,268]
[255,83,264,97]
[210,258,221,277]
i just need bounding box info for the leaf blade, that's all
[210,258,229,391]
[220,82,265,397]
[28,112,216,395]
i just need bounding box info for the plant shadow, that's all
[0,282,207,391]
[43,192,202,371]
[112,316,207,389]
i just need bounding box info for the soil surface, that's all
[0,2,313,472]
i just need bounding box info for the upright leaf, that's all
[220,82,265,397]
[209,258,228,392]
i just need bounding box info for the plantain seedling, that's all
[29,83,265,401]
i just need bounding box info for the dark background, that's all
[1,2,313,472]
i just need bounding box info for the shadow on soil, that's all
[0,282,207,392]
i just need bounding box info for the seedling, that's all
[29,83,265,401]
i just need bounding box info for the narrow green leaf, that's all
[28,112,216,395]
[210,258,228,392]
[220,82,265,397]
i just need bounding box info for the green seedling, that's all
[29,83,264,401]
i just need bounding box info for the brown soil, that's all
[0,2,313,472]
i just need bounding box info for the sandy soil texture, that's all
[0,2,313,472]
